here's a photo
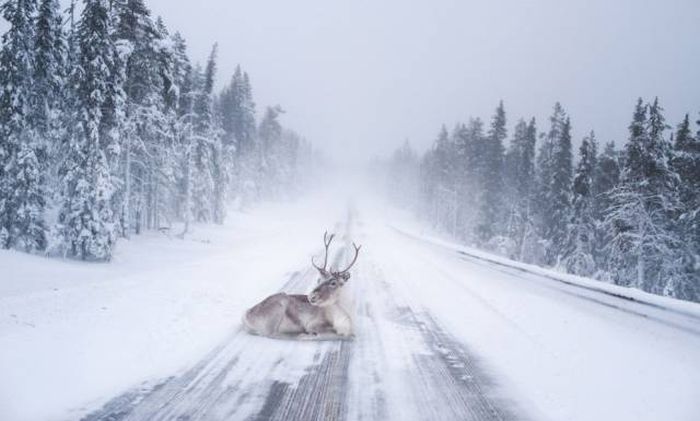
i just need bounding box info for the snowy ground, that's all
[1,193,699,421]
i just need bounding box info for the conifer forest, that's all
[387,98,700,302]
[0,0,315,261]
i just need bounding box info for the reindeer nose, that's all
[309,294,318,303]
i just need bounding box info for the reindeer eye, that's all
[330,281,337,287]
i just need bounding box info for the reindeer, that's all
[242,232,361,340]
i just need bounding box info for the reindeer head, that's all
[308,232,361,307]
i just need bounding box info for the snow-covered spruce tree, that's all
[535,102,573,265]
[55,0,123,261]
[478,101,506,246]
[217,68,238,200]
[219,65,256,156]
[278,129,302,197]
[65,0,79,70]
[387,140,420,208]
[240,72,257,154]
[33,0,65,135]
[0,0,49,251]
[257,105,306,201]
[433,125,458,232]
[188,63,210,222]
[205,45,226,225]
[603,98,694,300]
[420,125,459,234]
[418,148,436,223]
[454,118,485,242]
[12,138,48,251]
[33,0,66,196]
[504,118,540,262]
[114,0,173,234]
[671,113,700,292]
[191,44,225,224]
[591,141,621,269]
[151,16,180,229]
[169,31,197,236]
[257,105,284,199]
[593,141,621,218]
[562,131,598,276]
[218,65,257,203]
[673,115,699,244]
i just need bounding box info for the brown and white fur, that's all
[242,233,360,340]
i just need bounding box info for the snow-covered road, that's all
[2,198,699,421]
[79,205,700,421]
[81,210,522,421]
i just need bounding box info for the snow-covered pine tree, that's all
[478,101,506,245]
[603,98,693,300]
[0,0,49,251]
[56,0,123,260]
[562,131,598,276]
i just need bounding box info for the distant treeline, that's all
[0,0,317,261]
[387,100,699,303]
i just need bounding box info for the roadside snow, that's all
[389,222,700,319]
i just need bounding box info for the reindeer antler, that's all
[334,242,362,275]
[312,231,335,273]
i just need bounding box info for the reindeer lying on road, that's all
[242,232,361,340]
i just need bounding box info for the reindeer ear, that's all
[341,272,351,283]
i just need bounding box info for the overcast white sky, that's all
[7,0,700,161]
